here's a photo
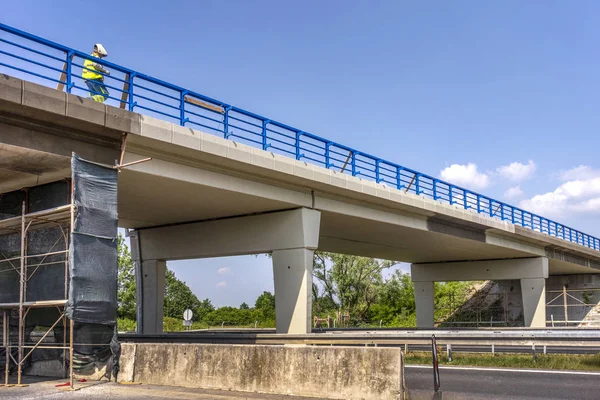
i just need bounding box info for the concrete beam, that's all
[411,257,549,282]
[137,208,321,261]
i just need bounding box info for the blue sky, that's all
[4,1,600,306]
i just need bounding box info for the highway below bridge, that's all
[405,365,600,400]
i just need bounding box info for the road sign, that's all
[183,320,192,327]
[183,309,193,321]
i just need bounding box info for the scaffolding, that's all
[0,193,75,388]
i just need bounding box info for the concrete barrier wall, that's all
[119,343,405,400]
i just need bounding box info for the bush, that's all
[203,307,262,327]
[118,318,136,332]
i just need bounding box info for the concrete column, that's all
[141,260,166,334]
[273,248,314,334]
[414,281,435,328]
[520,278,546,327]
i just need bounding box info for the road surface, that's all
[406,364,600,399]
[0,377,325,400]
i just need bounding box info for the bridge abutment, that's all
[411,257,548,328]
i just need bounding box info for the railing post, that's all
[511,208,515,224]
[375,160,381,182]
[396,167,402,190]
[477,195,481,213]
[325,142,331,168]
[262,120,270,151]
[128,72,137,112]
[415,174,420,195]
[224,106,232,138]
[180,90,189,126]
[489,199,493,217]
[433,180,438,200]
[56,51,74,92]
[463,190,468,210]
[449,185,454,205]
[351,152,357,176]
[500,203,505,220]
[530,214,534,230]
[295,132,303,160]
[66,51,74,93]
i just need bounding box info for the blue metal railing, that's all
[0,22,598,252]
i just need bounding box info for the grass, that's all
[404,351,600,372]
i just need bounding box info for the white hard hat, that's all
[94,43,108,57]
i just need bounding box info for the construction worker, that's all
[82,44,110,103]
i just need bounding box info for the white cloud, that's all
[440,163,490,190]
[217,267,231,275]
[519,174,600,218]
[497,160,536,182]
[558,165,600,181]
[504,186,523,199]
[216,281,227,288]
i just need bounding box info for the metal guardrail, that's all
[1,22,599,252]
[118,330,600,355]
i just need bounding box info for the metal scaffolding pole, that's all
[16,202,25,387]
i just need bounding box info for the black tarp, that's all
[65,154,118,325]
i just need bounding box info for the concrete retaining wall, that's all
[119,343,405,400]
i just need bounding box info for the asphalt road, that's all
[0,377,325,400]
[4,367,600,399]
[406,365,600,399]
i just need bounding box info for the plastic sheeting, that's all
[66,154,118,325]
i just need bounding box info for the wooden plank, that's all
[184,96,224,114]
[120,73,130,109]
[0,300,67,309]
[340,152,352,173]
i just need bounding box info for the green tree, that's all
[255,291,276,321]
[117,234,136,320]
[164,269,204,321]
[367,270,415,325]
[240,302,249,310]
[197,298,215,320]
[313,252,396,321]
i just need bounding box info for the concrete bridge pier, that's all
[411,257,549,327]
[130,207,321,335]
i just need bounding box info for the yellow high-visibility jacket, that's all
[82,53,104,80]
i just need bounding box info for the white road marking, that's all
[405,364,600,375]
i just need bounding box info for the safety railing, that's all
[1,22,599,252]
